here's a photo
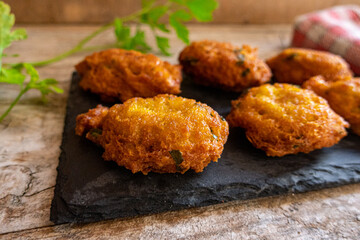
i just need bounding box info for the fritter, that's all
[75,94,229,174]
[75,49,182,102]
[226,83,349,157]
[303,75,360,135]
[178,40,272,92]
[266,48,352,85]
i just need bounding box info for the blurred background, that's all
[4,0,360,24]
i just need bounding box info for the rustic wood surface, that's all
[4,0,360,24]
[0,24,359,239]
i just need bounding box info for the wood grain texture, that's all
[3,0,360,24]
[2,185,360,239]
[0,24,359,239]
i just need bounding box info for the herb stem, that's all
[0,47,4,74]
[29,4,155,67]
[0,85,29,122]
[29,23,113,67]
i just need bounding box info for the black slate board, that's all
[51,72,360,224]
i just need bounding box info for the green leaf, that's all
[41,78,58,85]
[169,11,191,44]
[156,23,170,33]
[129,30,151,52]
[169,18,189,44]
[114,18,131,42]
[0,2,27,73]
[30,78,63,97]
[186,0,218,22]
[156,36,170,56]
[23,63,39,83]
[0,3,27,48]
[171,10,192,21]
[0,2,15,50]
[22,63,63,99]
[9,28,27,42]
[50,85,64,94]
[0,67,25,85]
[11,63,24,71]
[141,6,169,33]
[148,6,168,23]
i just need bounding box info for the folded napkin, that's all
[291,5,360,74]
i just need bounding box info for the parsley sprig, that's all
[0,63,63,122]
[0,2,64,122]
[0,0,218,122]
[31,0,218,65]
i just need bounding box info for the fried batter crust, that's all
[303,75,360,135]
[76,94,229,174]
[75,104,109,136]
[179,40,272,91]
[226,83,349,157]
[266,48,352,85]
[75,49,182,102]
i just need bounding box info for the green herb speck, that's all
[210,128,218,141]
[285,53,298,61]
[89,128,102,138]
[242,68,250,77]
[169,150,184,171]
[184,57,199,66]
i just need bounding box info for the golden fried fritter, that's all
[266,48,352,85]
[303,75,360,135]
[226,83,349,157]
[76,94,229,174]
[179,40,272,91]
[75,49,182,102]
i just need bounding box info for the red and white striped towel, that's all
[291,5,360,74]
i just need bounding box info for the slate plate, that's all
[51,72,360,224]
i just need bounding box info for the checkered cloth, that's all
[291,5,360,74]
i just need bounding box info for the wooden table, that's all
[0,24,359,239]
